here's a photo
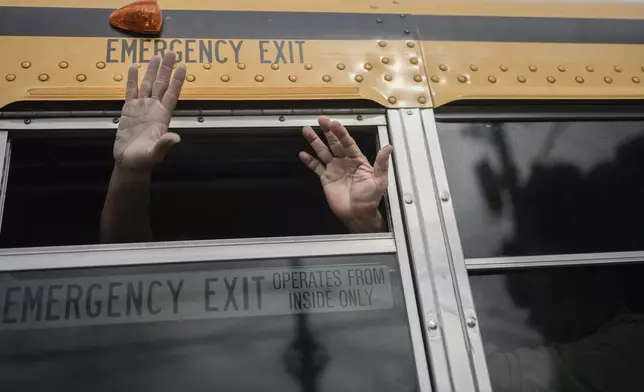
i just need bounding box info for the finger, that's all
[318,116,345,158]
[150,132,181,162]
[302,126,333,164]
[151,52,177,100]
[299,151,325,177]
[373,145,394,182]
[139,56,162,99]
[329,120,363,158]
[125,64,139,102]
[161,65,187,112]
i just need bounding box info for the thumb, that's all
[373,145,393,182]
[151,132,181,162]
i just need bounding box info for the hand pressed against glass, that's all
[300,116,393,233]
[114,52,187,170]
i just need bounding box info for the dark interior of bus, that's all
[0,127,385,248]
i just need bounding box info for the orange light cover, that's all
[110,0,163,35]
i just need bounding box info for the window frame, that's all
[0,111,434,392]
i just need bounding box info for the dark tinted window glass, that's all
[438,121,644,257]
[1,128,383,248]
[471,263,644,392]
[0,254,418,392]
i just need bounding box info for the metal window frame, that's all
[0,112,434,392]
[387,108,483,392]
[0,114,386,131]
[0,132,9,233]
[466,250,644,270]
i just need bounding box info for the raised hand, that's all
[114,52,186,170]
[299,116,393,233]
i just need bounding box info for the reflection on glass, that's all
[0,255,418,392]
[438,121,644,258]
[471,263,644,392]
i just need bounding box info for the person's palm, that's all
[114,53,186,170]
[300,117,393,232]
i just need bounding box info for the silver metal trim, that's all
[467,250,644,270]
[0,115,386,131]
[378,125,434,392]
[0,234,395,272]
[0,132,9,233]
[422,110,492,392]
[388,109,476,392]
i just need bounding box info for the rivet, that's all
[237,63,246,70]
[382,57,391,65]
[575,76,584,84]
[558,65,566,72]
[529,65,538,72]
[414,75,423,82]
[384,74,393,81]
[633,76,641,84]
[272,64,280,71]
[221,75,230,82]
[406,41,415,48]
[38,73,49,82]
[322,75,332,82]
[499,64,508,72]
[586,65,595,72]
[354,75,364,82]
[418,96,427,104]
[488,76,497,83]
[255,75,264,82]
[430,75,440,83]
[203,63,212,70]
[364,63,373,71]
[378,41,387,47]
[517,76,527,83]
[5,74,16,82]
[440,192,450,202]
[59,61,69,69]
[605,76,613,84]
[470,64,479,72]
[457,75,467,83]
[198,117,205,123]
[427,320,438,331]
[466,318,477,328]
[439,64,448,71]
[399,14,406,18]
[112,118,119,124]
[186,74,196,82]
[615,66,622,73]
[289,75,298,82]
[96,61,106,69]
[547,76,556,83]
[113,74,123,82]
[410,58,419,65]
[21,61,31,69]
[376,17,383,23]
[337,63,346,70]
[388,96,397,104]
[304,63,313,70]
[279,116,286,122]
[76,74,86,82]
[404,196,414,204]
[404,29,411,35]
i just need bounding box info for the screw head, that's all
[24,119,31,125]
[427,320,438,331]
[406,110,413,115]
[279,116,286,122]
[357,115,363,121]
[112,117,120,124]
[404,196,414,204]
[376,17,383,23]
[440,192,450,202]
[404,29,411,35]
[466,318,477,328]
[198,117,205,123]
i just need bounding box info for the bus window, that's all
[437,120,644,258]
[470,262,644,392]
[0,254,418,392]
[0,125,387,248]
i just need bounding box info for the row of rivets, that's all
[432,74,641,84]
[443,64,635,73]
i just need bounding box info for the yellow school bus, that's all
[2,1,644,391]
